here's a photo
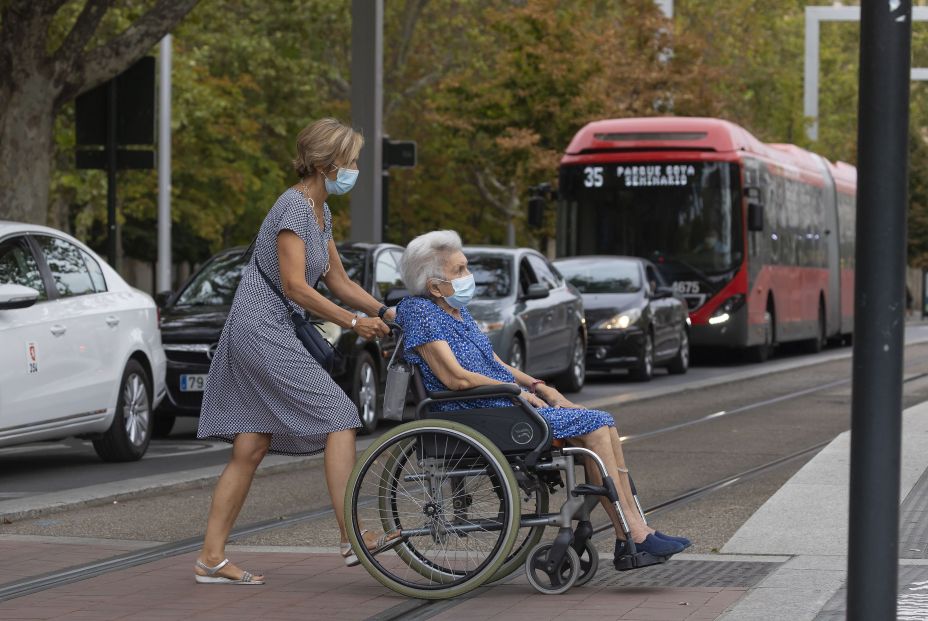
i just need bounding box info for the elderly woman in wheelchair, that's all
[343,231,689,598]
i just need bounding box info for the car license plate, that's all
[180,374,208,392]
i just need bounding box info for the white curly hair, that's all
[400,230,463,296]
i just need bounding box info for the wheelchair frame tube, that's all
[561,446,634,544]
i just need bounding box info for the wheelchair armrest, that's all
[426,383,522,402]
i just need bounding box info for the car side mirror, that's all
[523,283,550,300]
[748,202,764,231]
[384,287,410,307]
[653,285,675,299]
[154,290,173,308]
[0,284,40,310]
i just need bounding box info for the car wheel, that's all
[152,414,176,438]
[667,329,689,375]
[554,332,586,393]
[93,359,152,462]
[353,351,380,435]
[508,337,525,372]
[630,332,654,382]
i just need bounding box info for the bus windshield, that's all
[558,161,743,277]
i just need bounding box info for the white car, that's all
[0,221,166,461]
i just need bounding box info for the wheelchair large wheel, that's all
[489,483,549,583]
[345,420,521,599]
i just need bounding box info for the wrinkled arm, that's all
[416,341,508,391]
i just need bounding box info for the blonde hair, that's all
[292,118,364,178]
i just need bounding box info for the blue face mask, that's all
[439,274,476,309]
[324,167,359,195]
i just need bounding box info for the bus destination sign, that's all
[617,164,696,187]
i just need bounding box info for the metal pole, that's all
[847,1,911,619]
[106,79,118,268]
[349,0,383,242]
[157,35,173,293]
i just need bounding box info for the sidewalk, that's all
[2,402,928,619]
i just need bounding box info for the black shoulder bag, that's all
[253,254,341,373]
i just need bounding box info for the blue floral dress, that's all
[396,297,615,439]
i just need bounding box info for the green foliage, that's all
[48,0,928,263]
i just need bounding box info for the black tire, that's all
[508,336,525,372]
[745,306,775,363]
[630,332,654,382]
[553,332,586,393]
[353,351,380,435]
[805,304,826,354]
[152,413,176,438]
[667,328,689,375]
[93,359,152,462]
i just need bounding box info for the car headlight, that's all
[318,322,343,346]
[476,320,505,333]
[708,295,745,326]
[595,307,642,330]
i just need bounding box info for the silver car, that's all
[463,246,587,392]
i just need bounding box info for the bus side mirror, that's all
[748,202,764,231]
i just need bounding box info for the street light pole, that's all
[847,1,912,619]
[157,35,172,293]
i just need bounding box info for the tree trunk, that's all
[0,79,56,224]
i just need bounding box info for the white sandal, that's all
[341,529,403,567]
[194,558,265,585]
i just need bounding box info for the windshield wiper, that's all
[651,252,714,284]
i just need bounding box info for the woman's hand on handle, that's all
[352,317,391,340]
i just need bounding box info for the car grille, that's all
[163,343,215,365]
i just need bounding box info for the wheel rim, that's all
[644,336,653,375]
[525,543,580,594]
[679,331,689,369]
[122,373,149,447]
[510,341,524,371]
[571,335,585,385]
[358,361,377,427]
[352,425,517,590]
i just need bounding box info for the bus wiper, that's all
[652,252,713,284]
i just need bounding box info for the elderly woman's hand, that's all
[523,391,549,409]
[538,385,582,409]
[353,317,391,340]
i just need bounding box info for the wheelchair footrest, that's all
[612,541,673,571]
[570,483,610,497]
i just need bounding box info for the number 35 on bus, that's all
[557,117,856,362]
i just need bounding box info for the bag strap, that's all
[254,254,299,315]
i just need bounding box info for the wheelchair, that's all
[343,326,670,599]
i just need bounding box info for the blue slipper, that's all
[615,534,684,560]
[655,531,691,549]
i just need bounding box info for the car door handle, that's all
[105,315,120,327]
[50,324,67,336]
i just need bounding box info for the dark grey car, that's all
[553,255,690,382]
[463,246,587,392]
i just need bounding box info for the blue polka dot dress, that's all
[197,189,360,455]
[396,297,614,439]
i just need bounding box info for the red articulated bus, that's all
[557,117,856,361]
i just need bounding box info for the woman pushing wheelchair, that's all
[394,230,691,566]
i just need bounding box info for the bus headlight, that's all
[596,307,642,330]
[708,295,745,326]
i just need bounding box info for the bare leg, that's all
[606,426,656,535]
[576,427,650,542]
[196,433,271,580]
[325,428,357,543]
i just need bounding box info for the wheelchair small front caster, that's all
[573,539,599,586]
[525,542,581,595]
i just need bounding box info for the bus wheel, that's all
[805,304,826,354]
[745,309,774,363]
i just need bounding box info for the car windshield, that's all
[318,249,365,301]
[175,251,248,307]
[556,258,641,294]
[465,254,513,299]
